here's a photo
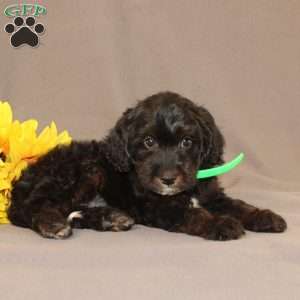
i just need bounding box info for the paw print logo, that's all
[4,16,45,48]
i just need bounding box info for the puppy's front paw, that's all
[102,210,135,232]
[244,209,287,233]
[205,216,245,241]
[37,221,72,239]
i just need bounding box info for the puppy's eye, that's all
[144,136,156,149]
[180,137,193,149]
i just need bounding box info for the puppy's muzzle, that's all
[159,170,179,187]
[160,176,176,186]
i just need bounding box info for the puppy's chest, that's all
[189,197,201,208]
[75,194,108,209]
[143,194,197,211]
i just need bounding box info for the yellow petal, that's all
[8,119,38,161]
[8,138,23,162]
[0,192,9,224]
[0,164,10,179]
[0,101,13,128]
[0,180,11,190]
[9,160,28,181]
[21,119,38,133]
[50,121,58,137]
[0,218,10,224]
[0,199,7,211]
[57,130,72,145]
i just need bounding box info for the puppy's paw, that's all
[102,210,135,232]
[244,209,287,233]
[37,221,72,239]
[205,216,245,241]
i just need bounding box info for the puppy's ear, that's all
[194,106,225,168]
[104,109,134,172]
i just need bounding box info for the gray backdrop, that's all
[1,1,299,299]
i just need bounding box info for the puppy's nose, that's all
[161,177,176,186]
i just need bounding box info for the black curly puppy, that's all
[8,92,287,240]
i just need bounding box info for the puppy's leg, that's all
[32,206,72,239]
[140,205,244,241]
[203,194,287,233]
[9,177,73,239]
[175,207,245,241]
[69,207,135,232]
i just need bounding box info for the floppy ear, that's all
[104,108,134,172]
[194,106,225,168]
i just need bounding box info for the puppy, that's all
[8,92,287,240]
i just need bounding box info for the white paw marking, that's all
[55,226,72,239]
[67,211,83,223]
[190,197,200,208]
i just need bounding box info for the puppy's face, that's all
[107,92,224,197]
[128,101,201,195]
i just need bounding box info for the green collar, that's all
[196,153,244,179]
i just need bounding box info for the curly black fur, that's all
[8,92,287,239]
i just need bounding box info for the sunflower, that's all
[0,101,72,224]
